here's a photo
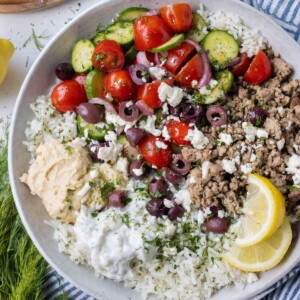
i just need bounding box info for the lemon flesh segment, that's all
[0,38,15,85]
[223,217,292,272]
[235,174,286,247]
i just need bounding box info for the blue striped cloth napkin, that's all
[43,0,300,299]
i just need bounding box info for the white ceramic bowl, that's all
[8,0,300,299]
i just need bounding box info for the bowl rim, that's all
[8,0,300,299]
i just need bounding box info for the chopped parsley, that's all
[100,182,115,202]
[121,213,130,228]
[64,145,73,155]
[95,53,106,60]
[286,185,300,191]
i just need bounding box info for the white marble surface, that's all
[0,0,97,120]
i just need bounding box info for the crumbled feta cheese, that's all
[241,163,253,174]
[113,157,129,177]
[149,66,166,80]
[105,93,113,102]
[197,210,204,225]
[174,190,191,212]
[277,107,284,115]
[105,130,117,142]
[162,126,170,141]
[202,161,211,180]
[125,101,133,108]
[240,142,248,153]
[185,127,209,150]
[198,79,218,95]
[158,82,184,107]
[277,139,285,151]
[219,133,233,145]
[105,111,128,127]
[139,115,161,136]
[164,199,175,208]
[164,218,176,236]
[222,159,237,174]
[97,141,122,162]
[132,168,143,177]
[191,80,198,88]
[162,103,169,114]
[89,167,99,179]
[250,153,257,162]
[76,182,91,197]
[72,137,87,147]
[256,129,268,139]
[218,210,225,218]
[293,144,299,152]
[204,207,212,217]
[155,140,168,149]
[242,122,257,142]
[233,155,241,165]
[124,123,132,133]
[286,154,300,187]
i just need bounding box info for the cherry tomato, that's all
[175,53,204,89]
[51,80,87,112]
[92,40,125,72]
[104,70,137,101]
[161,3,193,33]
[136,79,174,109]
[164,42,196,74]
[244,50,272,85]
[73,73,87,90]
[166,120,191,146]
[137,134,172,169]
[230,53,251,77]
[134,15,172,51]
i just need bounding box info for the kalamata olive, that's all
[119,101,139,122]
[78,103,104,124]
[181,104,203,123]
[146,198,166,217]
[89,142,108,161]
[108,191,126,208]
[209,205,219,215]
[125,128,145,146]
[129,159,148,179]
[148,178,168,196]
[169,102,185,117]
[170,154,191,175]
[168,204,184,220]
[205,217,228,234]
[290,97,300,109]
[206,105,227,126]
[55,63,75,81]
[246,107,268,127]
[165,167,183,184]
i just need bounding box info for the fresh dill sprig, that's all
[23,28,50,52]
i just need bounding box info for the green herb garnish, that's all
[100,182,115,201]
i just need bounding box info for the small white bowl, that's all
[8,0,300,299]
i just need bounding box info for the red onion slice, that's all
[225,56,241,67]
[135,100,154,116]
[145,9,160,16]
[153,52,168,65]
[136,51,152,68]
[129,64,150,85]
[89,98,117,114]
[119,101,140,122]
[185,38,212,88]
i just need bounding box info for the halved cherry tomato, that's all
[51,80,87,112]
[166,120,191,146]
[175,53,204,89]
[92,40,125,72]
[73,73,87,90]
[134,15,172,51]
[244,50,272,85]
[104,70,136,101]
[230,53,251,77]
[164,42,196,74]
[136,79,174,109]
[161,3,193,33]
[137,134,172,169]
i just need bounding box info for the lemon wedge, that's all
[235,173,286,247]
[0,38,15,85]
[223,217,292,272]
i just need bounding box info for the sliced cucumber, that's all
[85,69,106,99]
[71,39,95,73]
[92,31,106,45]
[193,69,234,104]
[186,13,207,43]
[77,115,113,141]
[118,7,149,22]
[202,30,239,69]
[150,34,185,53]
[125,46,138,66]
[105,21,134,48]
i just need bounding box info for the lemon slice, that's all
[223,217,292,272]
[0,38,15,85]
[235,173,285,247]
